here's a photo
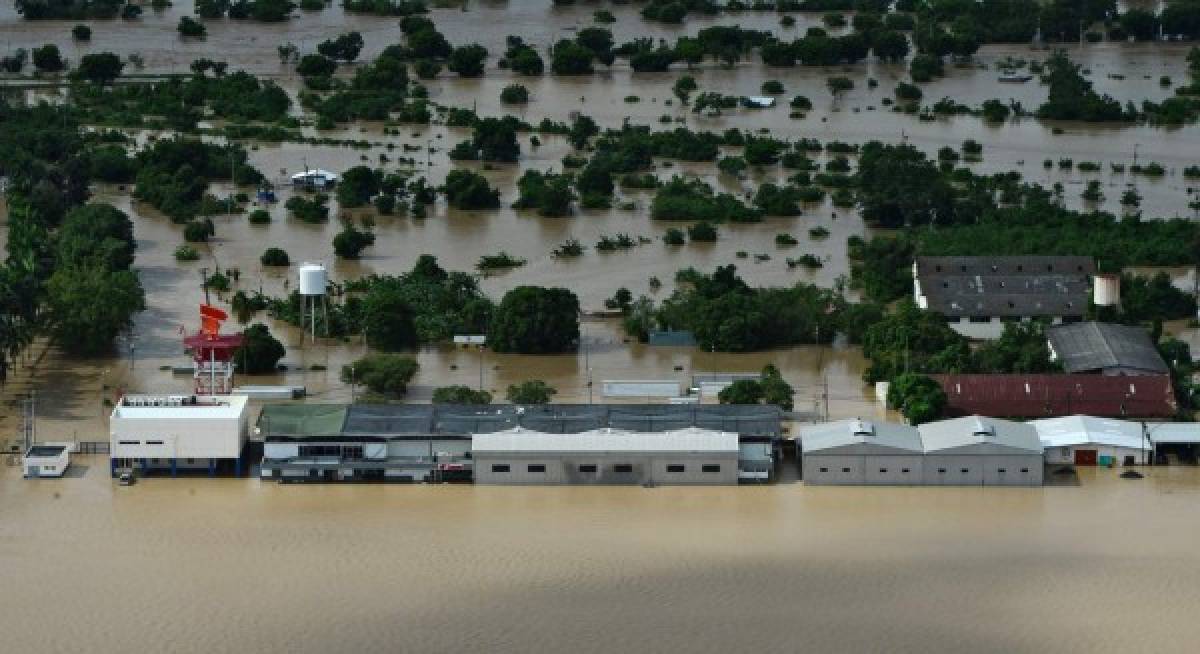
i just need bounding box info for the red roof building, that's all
[932,374,1176,419]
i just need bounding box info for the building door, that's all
[1074,449,1098,465]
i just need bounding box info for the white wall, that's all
[111,414,245,460]
[1044,445,1149,465]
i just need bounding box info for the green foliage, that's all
[442,169,501,209]
[500,83,529,104]
[342,353,419,397]
[502,36,544,75]
[651,176,761,222]
[657,265,842,352]
[56,203,136,272]
[687,221,718,242]
[237,323,285,374]
[45,265,145,356]
[133,138,262,222]
[248,209,271,224]
[360,280,418,350]
[183,219,214,243]
[861,300,968,383]
[317,32,364,62]
[447,44,488,77]
[886,373,947,425]
[489,286,580,354]
[512,170,574,216]
[477,252,526,271]
[260,247,289,266]
[332,223,375,259]
[717,365,794,410]
[336,166,381,208]
[856,142,958,228]
[72,24,91,40]
[285,194,330,222]
[348,256,493,343]
[1037,50,1129,122]
[1111,273,1198,324]
[178,16,206,38]
[433,385,493,404]
[174,245,200,261]
[507,380,556,404]
[32,44,65,72]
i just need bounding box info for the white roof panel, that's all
[472,426,738,454]
[1030,415,1149,450]
[1145,422,1200,445]
[111,394,248,421]
[800,419,923,454]
[918,416,1042,454]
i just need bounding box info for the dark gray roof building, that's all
[914,256,1094,318]
[1047,321,1168,375]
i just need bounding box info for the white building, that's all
[472,427,740,485]
[109,395,250,477]
[800,419,925,485]
[1031,415,1151,466]
[917,416,1044,486]
[23,444,70,478]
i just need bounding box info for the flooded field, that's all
[1,5,1199,435]
[4,455,1200,653]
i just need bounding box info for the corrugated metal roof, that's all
[471,427,739,454]
[258,403,347,437]
[799,419,923,454]
[1144,422,1200,445]
[915,256,1092,317]
[1030,415,1149,450]
[917,416,1042,453]
[1047,322,1168,374]
[934,374,1176,419]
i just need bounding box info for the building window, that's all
[945,315,961,323]
[1020,468,1029,473]
[667,464,686,473]
[998,468,1007,473]
[491,464,511,473]
[527,464,546,473]
[146,440,164,445]
[579,464,597,473]
[879,468,888,473]
[614,464,633,473]
[841,467,851,473]
[969,315,991,323]
[961,468,969,474]
[702,464,721,473]
[938,468,947,474]
[118,440,139,445]
[819,467,829,473]
[901,468,910,473]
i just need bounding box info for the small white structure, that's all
[24,444,69,478]
[743,96,777,108]
[297,262,327,296]
[1093,273,1121,307]
[472,427,739,485]
[800,419,924,485]
[1031,415,1150,466]
[109,395,250,476]
[601,380,681,398]
[290,169,338,189]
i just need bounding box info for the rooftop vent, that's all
[971,418,996,438]
[851,419,874,437]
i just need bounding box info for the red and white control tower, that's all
[182,304,243,395]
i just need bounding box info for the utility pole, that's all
[199,267,210,304]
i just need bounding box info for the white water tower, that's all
[298,262,328,342]
[1093,273,1120,307]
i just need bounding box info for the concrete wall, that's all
[922,455,1042,486]
[473,453,738,485]
[803,455,924,485]
[111,414,245,460]
[1044,445,1148,465]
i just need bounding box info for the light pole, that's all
[349,365,356,403]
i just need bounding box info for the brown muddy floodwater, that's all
[4,456,1200,653]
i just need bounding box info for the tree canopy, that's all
[489,286,579,354]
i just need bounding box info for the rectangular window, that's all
[1020,468,1029,473]
[997,468,1007,474]
[491,464,510,473]
[901,468,910,474]
[841,467,851,473]
[614,464,633,473]
[969,315,991,323]
[666,464,686,473]
[527,464,546,473]
[118,440,139,445]
[578,464,597,473]
[146,440,164,445]
[945,315,961,323]
[702,464,721,473]
[938,468,947,474]
[961,468,969,474]
[879,468,888,473]
[819,467,829,473]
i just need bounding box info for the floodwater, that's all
[3,456,1200,653]
[1,5,1200,437]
